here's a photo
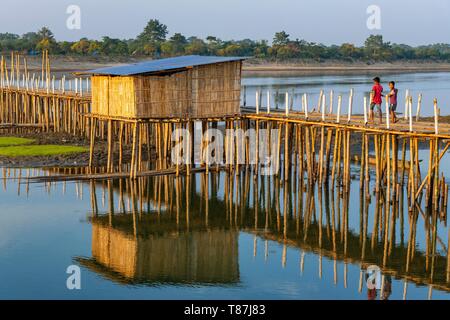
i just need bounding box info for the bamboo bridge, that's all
[3,78,449,213]
[1,54,450,285]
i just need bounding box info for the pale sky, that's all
[1,0,449,45]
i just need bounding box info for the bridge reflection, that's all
[2,167,449,297]
[69,169,449,297]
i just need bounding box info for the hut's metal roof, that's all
[78,55,247,76]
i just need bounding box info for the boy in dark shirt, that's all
[387,81,398,123]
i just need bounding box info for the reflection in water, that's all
[2,166,450,299]
[78,224,239,286]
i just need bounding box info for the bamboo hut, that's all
[77,222,240,285]
[80,55,246,119]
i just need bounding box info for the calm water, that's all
[242,71,450,117]
[0,168,449,300]
[1,72,450,300]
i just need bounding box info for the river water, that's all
[242,71,450,117]
[0,72,449,300]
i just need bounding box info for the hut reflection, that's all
[77,175,240,286]
[77,220,239,285]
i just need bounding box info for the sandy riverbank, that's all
[243,60,450,75]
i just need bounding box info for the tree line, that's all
[1,19,449,62]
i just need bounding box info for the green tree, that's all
[58,41,74,54]
[339,43,361,59]
[100,37,129,55]
[36,27,57,52]
[20,32,40,51]
[221,44,242,56]
[275,43,300,59]
[137,19,168,44]
[364,35,393,60]
[0,33,20,51]
[160,42,175,56]
[135,19,169,56]
[273,31,290,46]
[185,37,207,55]
[391,44,415,60]
[169,33,187,54]
[88,41,102,55]
[37,27,55,41]
[253,40,269,58]
[142,43,158,56]
[206,36,222,55]
[70,38,91,55]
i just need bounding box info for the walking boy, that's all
[387,81,398,123]
[370,77,383,124]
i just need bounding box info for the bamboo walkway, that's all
[2,52,449,299]
[1,51,449,215]
[2,85,450,213]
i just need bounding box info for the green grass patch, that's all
[0,137,35,147]
[0,145,88,157]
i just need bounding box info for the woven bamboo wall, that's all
[109,76,135,117]
[191,61,242,118]
[134,71,191,118]
[91,224,239,284]
[91,76,135,118]
[90,60,242,119]
[91,76,110,115]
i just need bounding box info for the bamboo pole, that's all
[107,120,114,173]
[329,90,334,114]
[303,93,308,119]
[363,96,368,125]
[415,142,450,200]
[416,94,422,121]
[319,126,325,184]
[256,91,260,114]
[409,96,413,132]
[130,122,138,179]
[347,89,353,123]
[385,95,390,129]
[434,98,439,135]
[88,117,96,169]
[285,92,289,117]
[317,90,323,113]
[336,95,342,123]
[434,138,440,211]
[284,122,290,181]
[404,89,410,120]
[321,95,326,121]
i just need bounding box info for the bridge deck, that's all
[241,107,450,140]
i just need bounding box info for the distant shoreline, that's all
[10,55,450,74]
[243,61,450,74]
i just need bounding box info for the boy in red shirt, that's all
[370,77,383,124]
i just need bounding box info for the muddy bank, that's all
[0,131,146,168]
